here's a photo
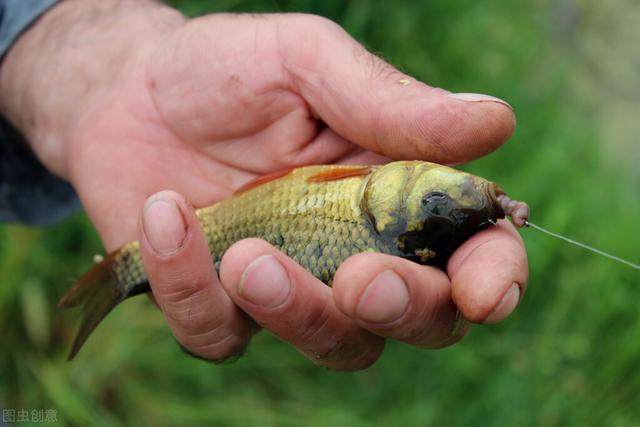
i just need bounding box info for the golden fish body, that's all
[199,164,393,283]
[60,161,506,359]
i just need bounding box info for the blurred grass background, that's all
[2,0,640,425]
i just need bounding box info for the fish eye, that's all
[422,191,447,206]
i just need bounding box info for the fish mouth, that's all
[484,182,506,220]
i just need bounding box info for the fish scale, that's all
[196,165,384,283]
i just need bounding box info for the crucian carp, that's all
[59,160,529,359]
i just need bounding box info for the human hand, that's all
[0,1,526,369]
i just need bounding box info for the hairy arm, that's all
[0,0,184,177]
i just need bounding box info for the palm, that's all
[66,17,385,251]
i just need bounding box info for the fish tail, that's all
[58,247,149,360]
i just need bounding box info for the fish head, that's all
[400,162,505,265]
[363,161,505,266]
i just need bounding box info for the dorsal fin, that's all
[234,168,294,195]
[308,166,373,183]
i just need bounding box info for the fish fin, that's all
[234,168,294,195]
[59,251,149,360]
[308,166,373,183]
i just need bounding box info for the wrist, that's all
[0,0,185,178]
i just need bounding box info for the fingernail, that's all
[484,282,521,324]
[448,92,512,110]
[143,195,187,256]
[356,270,409,323]
[239,255,291,308]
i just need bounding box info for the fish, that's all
[59,160,527,360]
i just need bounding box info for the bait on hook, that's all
[495,195,640,271]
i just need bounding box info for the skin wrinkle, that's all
[366,93,392,156]
[175,142,255,195]
[178,340,246,364]
[251,86,299,120]
[300,319,382,368]
[182,328,245,359]
[144,51,192,150]
[274,19,299,93]
[410,297,463,347]
[185,149,222,192]
[286,127,353,167]
[370,90,453,162]
[367,52,405,84]
[417,298,461,346]
[155,281,207,309]
[296,300,334,344]
[277,16,334,107]
[180,317,234,342]
[278,118,330,164]
[202,99,315,169]
[157,291,221,327]
[252,20,260,61]
[403,292,444,343]
[310,333,373,365]
[413,100,460,160]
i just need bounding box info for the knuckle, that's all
[401,306,470,348]
[305,330,383,371]
[421,313,471,349]
[159,287,245,347]
[156,283,208,319]
[295,303,383,370]
[277,14,347,79]
[362,51,401,83]
[297,302,333,343]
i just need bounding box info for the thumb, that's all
[139,190,252,361]
[282,15,515,164]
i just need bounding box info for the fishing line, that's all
[525,220,640,271]
[487,218,640,270]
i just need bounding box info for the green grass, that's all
[2,1,640,426]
